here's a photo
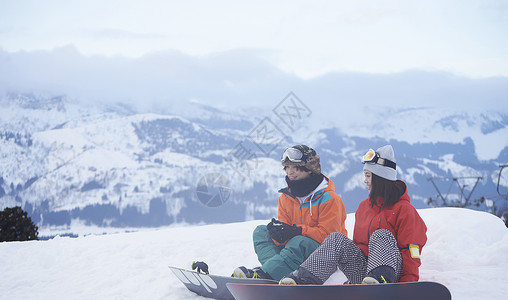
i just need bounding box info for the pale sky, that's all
[1,0,508,159]
[1,0,507,79]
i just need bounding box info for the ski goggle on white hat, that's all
[361,149,396,170]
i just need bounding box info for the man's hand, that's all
[267,218,302,243]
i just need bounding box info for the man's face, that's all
[285,165,312,181]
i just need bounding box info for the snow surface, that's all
[0,208,506,299]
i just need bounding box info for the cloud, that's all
[0,46,295,109]
[0,46,507,116]
[1,1,507,78]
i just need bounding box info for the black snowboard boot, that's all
[279,267,323,285]
[232,266,272,280]
[362,265,396,284]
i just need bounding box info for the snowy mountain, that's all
[0,208,506,299]
[1,93,507,232]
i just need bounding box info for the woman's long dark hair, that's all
[369,173,405,208]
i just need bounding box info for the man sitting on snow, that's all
[232,145,348,281]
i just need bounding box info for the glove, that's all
[267,218,302,243]
[267,218,284,242]
[191,261,209,274]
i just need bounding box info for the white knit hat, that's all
[363,145,397,181]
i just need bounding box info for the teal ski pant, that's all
[253,225,320,281]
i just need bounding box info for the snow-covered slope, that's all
[0,208,506,299]
[339,107,508,161]
[1,93,507,231]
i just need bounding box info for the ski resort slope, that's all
[0,207,506,299]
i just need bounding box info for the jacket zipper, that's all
[367,206,383,238]
[282,189,323,226]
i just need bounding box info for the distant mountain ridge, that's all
[1,93,506,229]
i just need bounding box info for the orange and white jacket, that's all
[277,176,347,244]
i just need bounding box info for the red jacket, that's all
[277,177,347,244]
[353,181,427,282]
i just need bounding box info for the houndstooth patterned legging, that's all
[300,229,402,284]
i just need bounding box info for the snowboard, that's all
[227,281,451,300]
[169,266,278,300]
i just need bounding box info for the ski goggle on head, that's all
[361,149,396,170]
[281,147,304,163]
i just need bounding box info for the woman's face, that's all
[364,170,373,193]
[285,165,312,181]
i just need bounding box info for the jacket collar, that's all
[279,175,334,201]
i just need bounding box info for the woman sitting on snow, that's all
[280,145,427,285]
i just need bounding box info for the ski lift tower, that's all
[427,176,483,208]
[497,165,508,200]
[496,165,508,227]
